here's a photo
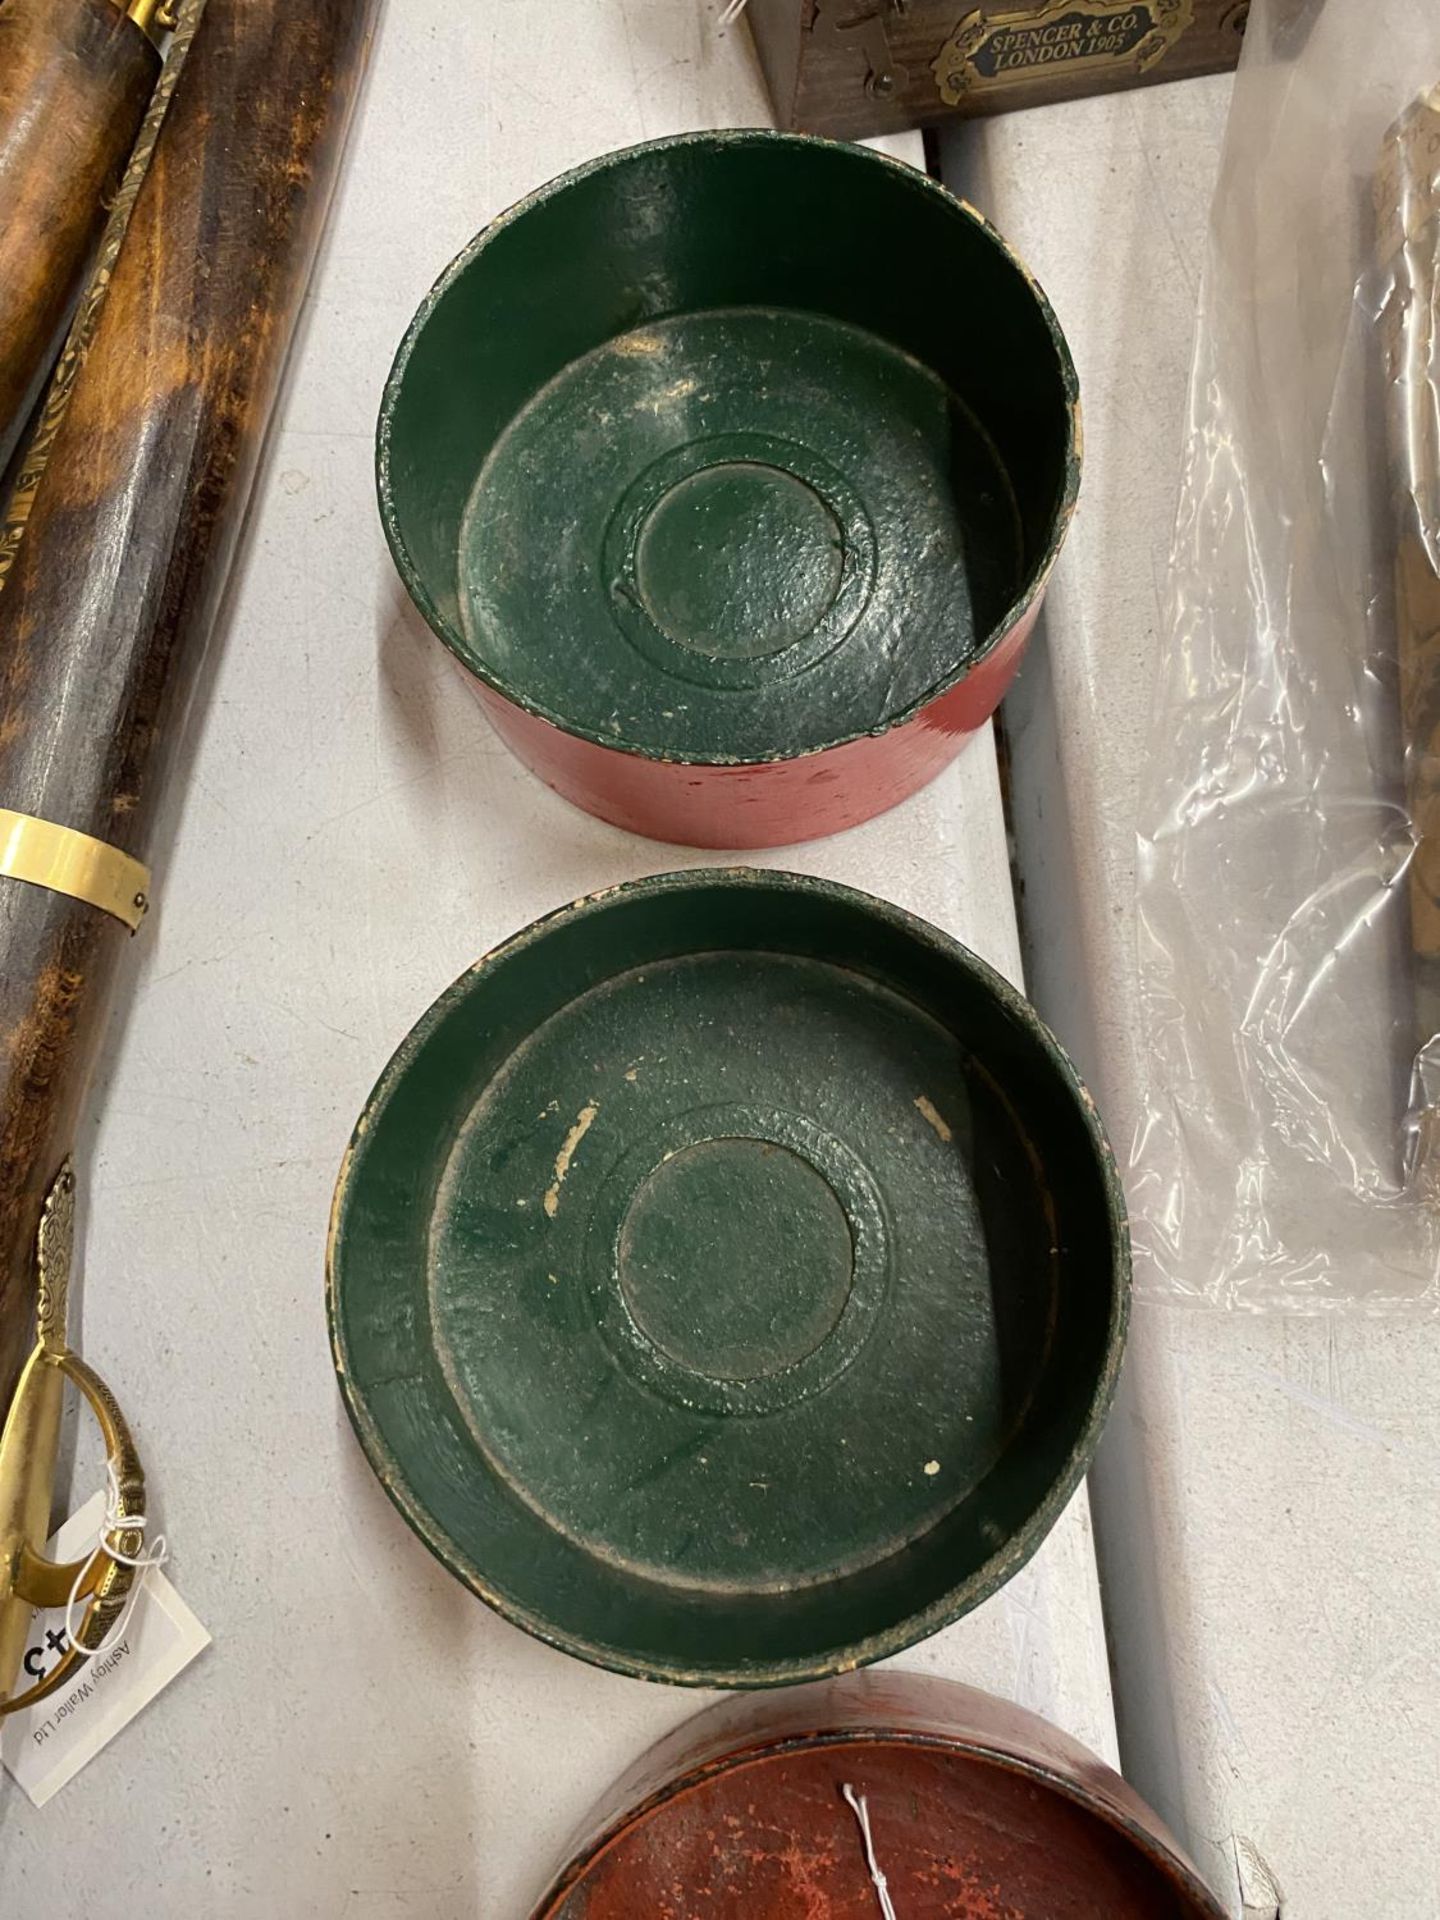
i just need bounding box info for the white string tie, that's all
[842,1782,899,1920]
[64,1457,169,1663]
[717,0,750,28]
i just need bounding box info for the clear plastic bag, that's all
[1131,0,1440,1309]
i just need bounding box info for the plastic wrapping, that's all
[1132,0,1440,1309]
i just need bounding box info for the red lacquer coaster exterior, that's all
[531,1672,1226,1919]
[478,604,1039,848]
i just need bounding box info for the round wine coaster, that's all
[529,1672,1227,1917]
[378,131,1080,847]
[327,870,1127,1685]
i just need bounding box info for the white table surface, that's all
[943,73,1440,1920]
[0,7,1118,1916]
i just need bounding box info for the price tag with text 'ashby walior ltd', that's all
[1,1491,210,1807]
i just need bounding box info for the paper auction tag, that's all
[1,1491,210,1807]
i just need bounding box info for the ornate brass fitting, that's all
[120,0,180,53]
[0,1163,148,1718]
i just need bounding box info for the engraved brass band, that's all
[0,808,150,931]
[0,1164,148,1719]
[118,0,180,52]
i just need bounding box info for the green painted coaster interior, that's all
[330,873,1127,1686]
[380,132,1077,762]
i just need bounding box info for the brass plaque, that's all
[933,0,1197,103]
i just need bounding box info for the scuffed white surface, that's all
[0,7,1116,1916]
[945,74,1440,1920]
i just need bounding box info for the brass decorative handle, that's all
[0,1161,149,1717]
[0,1347,147,1718]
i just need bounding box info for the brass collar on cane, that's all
[0,1165,147,1718]
[0,809,150,932]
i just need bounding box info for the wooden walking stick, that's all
[0,0,379,1712]
[0,0,168,473]
[0,0,207,582]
